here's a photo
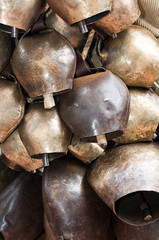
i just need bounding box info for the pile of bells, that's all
[0,0,159,239]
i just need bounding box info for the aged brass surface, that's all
[60,71,130,143]
[114,88,159,144]
[1,129,44,172]
[68,135,104,164]
[0,172,43,240]
[44,214,56,240]
[12,29,76,109]
[100,25,159,88]
[45,10,87,49]
[46,0,112,25]
[0,79,25,143]
[43,156,113,240]
[88,142,159,225]
[95,0,140,35]
[19,103,72,160]
[0,0,45,31]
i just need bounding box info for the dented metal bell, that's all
[100,25,159,88]
[60,71,130,147]
[1,128,44,172]
[94,0,140,36]
[46,0,113,33]
[114,88,159,144]
[0,79,25,143]
[43,156,113,240]
[18,103,72,167]
[12,29,76,109]
[88,142,159,225]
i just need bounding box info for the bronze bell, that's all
[68,135,104,164]
[0,79,25,143]
[60,71,130,147]
[42,156,113,240]
[88,142,159,226]
[1,128,44,172]
[94,0,140,36]
[0,172,43,240]
[99,25,159,89]
[114,88,159,144]
[45,10,87,50]
[113,215,159,240]
[18,103,72,167]
[12,29,76,109]
[46,0,113,33]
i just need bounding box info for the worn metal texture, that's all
[18,103,72,159]
[12,29,76,105]
[42,156,113,240]
[46,0,112,25]
[1,129,44,172]
[95,0,140,35]
[100,25,159,88]
[88,142,159,226]
[0,172,43,240]
[60,71,130,142]
[114,88,159,144]
[0,79,25,143]
[0,0,45,31]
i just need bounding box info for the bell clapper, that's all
[82,29,95,60]
[150,81,159,92]
[43,153,49,167]
[140,192,152,222]
[96,134,107,149]
[112,33,117,38]
[78,20,89,34]
[11,27,19,45]
[43,93,55,109]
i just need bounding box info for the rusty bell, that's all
[88,142,159,226]
[60,71,130,147]
[12,29,76,109]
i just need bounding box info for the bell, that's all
[42,156,113,240]
[0,172,43,240]
[45,10,87,50]
[60,71,130,147]
[88,142,159,226]
[12,29,76,109]
[68,135,104,164]
[1,128,44,172]
[46,0,113,33]
[0,79,25,143]
[94,0,140,36]
[100,25,159,89]
[114,88,159,144]
[113,215,159,240]
[18,103,72,167]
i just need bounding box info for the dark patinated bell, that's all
[46,0,113,33]
[18,103,72,168]
[100,25,159,89]
[0,79,25,143]
[0,172,43,240]
[88,142,159,226]
[12,29,76,109]
[42,156,113,240]
[60,71,130,147]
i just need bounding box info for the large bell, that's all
[18,103,72,167]
[88,142,159,226]
[0,172,43,240]
[94,0,140,36]
[100,25,159,88]
[46,0,113,33]
[1,129,44,172]
[43,156,113,240]
[0,79,25,143]
[114,88,159,144]
[12,29,76,109]
[60,71,130,147]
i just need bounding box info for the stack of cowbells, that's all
[0,0,158,239]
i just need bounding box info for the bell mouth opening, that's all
[115,191,159,226]
[32,152,66,160]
